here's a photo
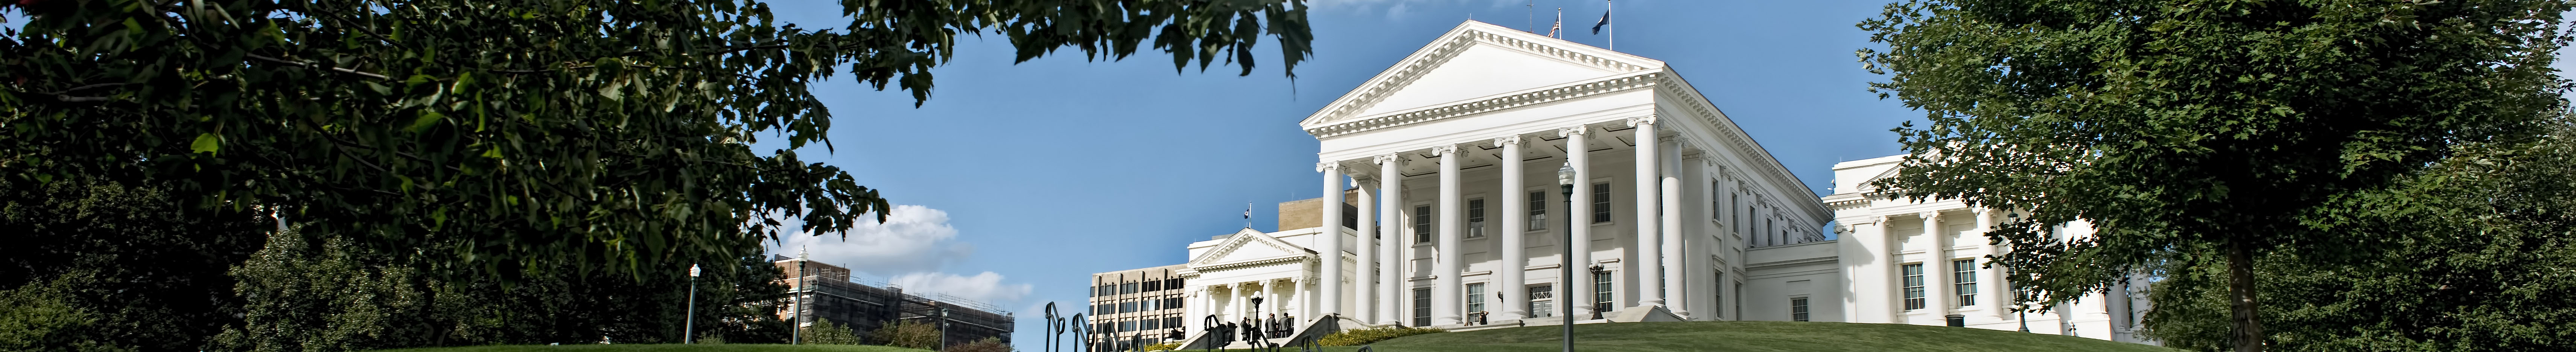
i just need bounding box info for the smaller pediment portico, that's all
[1181,227,1331,348]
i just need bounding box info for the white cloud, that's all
[773,204,1034,309]
[892,271,1035,308]
[778,204,973,277]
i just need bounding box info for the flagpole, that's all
[1607,0,1614,50]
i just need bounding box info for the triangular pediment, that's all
[1190,228,1315,267]
[1299,20,1664,128]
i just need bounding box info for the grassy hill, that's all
[373,344,928,352]
[1333,321,2180,352]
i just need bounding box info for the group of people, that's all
[1238,314,1295,340]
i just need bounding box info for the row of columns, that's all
[1208,279,1304,323]
[1316,117,1687,327]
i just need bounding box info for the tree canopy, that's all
[1856,1,2569,350]
[2143,117,2576,352]
[0,0,1314,280]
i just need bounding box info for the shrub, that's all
[802,318,864,345]
[869,320,941,349]
[947,337,1011,352]
[1138,341,1182,352]
[1314,326,1446,346]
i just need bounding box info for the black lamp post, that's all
[1557,162,1577,352]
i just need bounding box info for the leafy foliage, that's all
[803,318,866,346]
[1857,0,2571,349]
[0,179,269,352]
[946,337,1010,352]
[1314,326,1446,346]
[219,227,794,351]
[867,320,940,350]
[0,274,130,352]
[0,0,1315,282]
[2141,118,2576,352]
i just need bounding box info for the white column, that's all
[1317,162,1346,319]
[1494,135,1528,321]
[1981,209,2010,319]
[1432,144,1464,326]
[1375,154,1405,325]
[1629,117,1665,309]
[1230,284,1245,321]
[1923,211,1950,322]
[1661,142,1687,318]
[1561,126,1596,319]
[1881,215,1901,323]
[1354,176,1378,324]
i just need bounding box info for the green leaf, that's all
[191,133,221,155]
[409,111,445,132]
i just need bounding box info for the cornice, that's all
[1653,74,1829,220]
[1308,72,1662,139]
[1307,27,1657,126]
[1193,256,1312,273]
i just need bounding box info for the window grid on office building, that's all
[1954,259,1979,307]
[1590,183,1613,223]
[1528,191,1547,230]
[1902,263,1926,310]
[1467,199,1487,238]
[1791,297,1811,322]
[1412,206,1433,243]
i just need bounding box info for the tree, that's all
[0,0,1315,282]
[2141,117,2576,352]
[949,337,1013,352]
[802,318,865,346]
[1856,1,2570,351]
[219,226,802,351]
[0,178,269,352]
[869,320,942,350]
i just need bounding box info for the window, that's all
[1528,285,1554,317]
[1467,199,1487,238]
[1413,288,1432,327]
[1528,191,1548,230]
[1142,299,1157,311]
[1121,282,1138,294]
[1712,271,1725,319]
[1143,318,1159,330]
[1466,283,1487,314]
[1593,269,1615,314]
[1121,301,1137,313]
[1954,259,1979,307]
[1590,183,1613,223]
[1413,206,1433,243]
[1791,297,1811,322]
[1711,180,1722,219]
[1119,320,1135,332]
[1902,263,1926,310]
[1168,277,1184,288]
[1143,280,1159,292]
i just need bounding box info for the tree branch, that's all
[246,54,392,80]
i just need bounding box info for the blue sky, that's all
[756,0,1925,349]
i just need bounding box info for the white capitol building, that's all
[1083,20,2153,350]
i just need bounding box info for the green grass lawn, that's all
[373,344,928,352]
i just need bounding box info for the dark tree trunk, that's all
[2227,238,2265,352]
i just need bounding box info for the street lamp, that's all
[1557,162,1576,352]
[686,263,700,344]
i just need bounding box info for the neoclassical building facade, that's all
[1825,155,2152,343]
[1095,20,2152,350]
